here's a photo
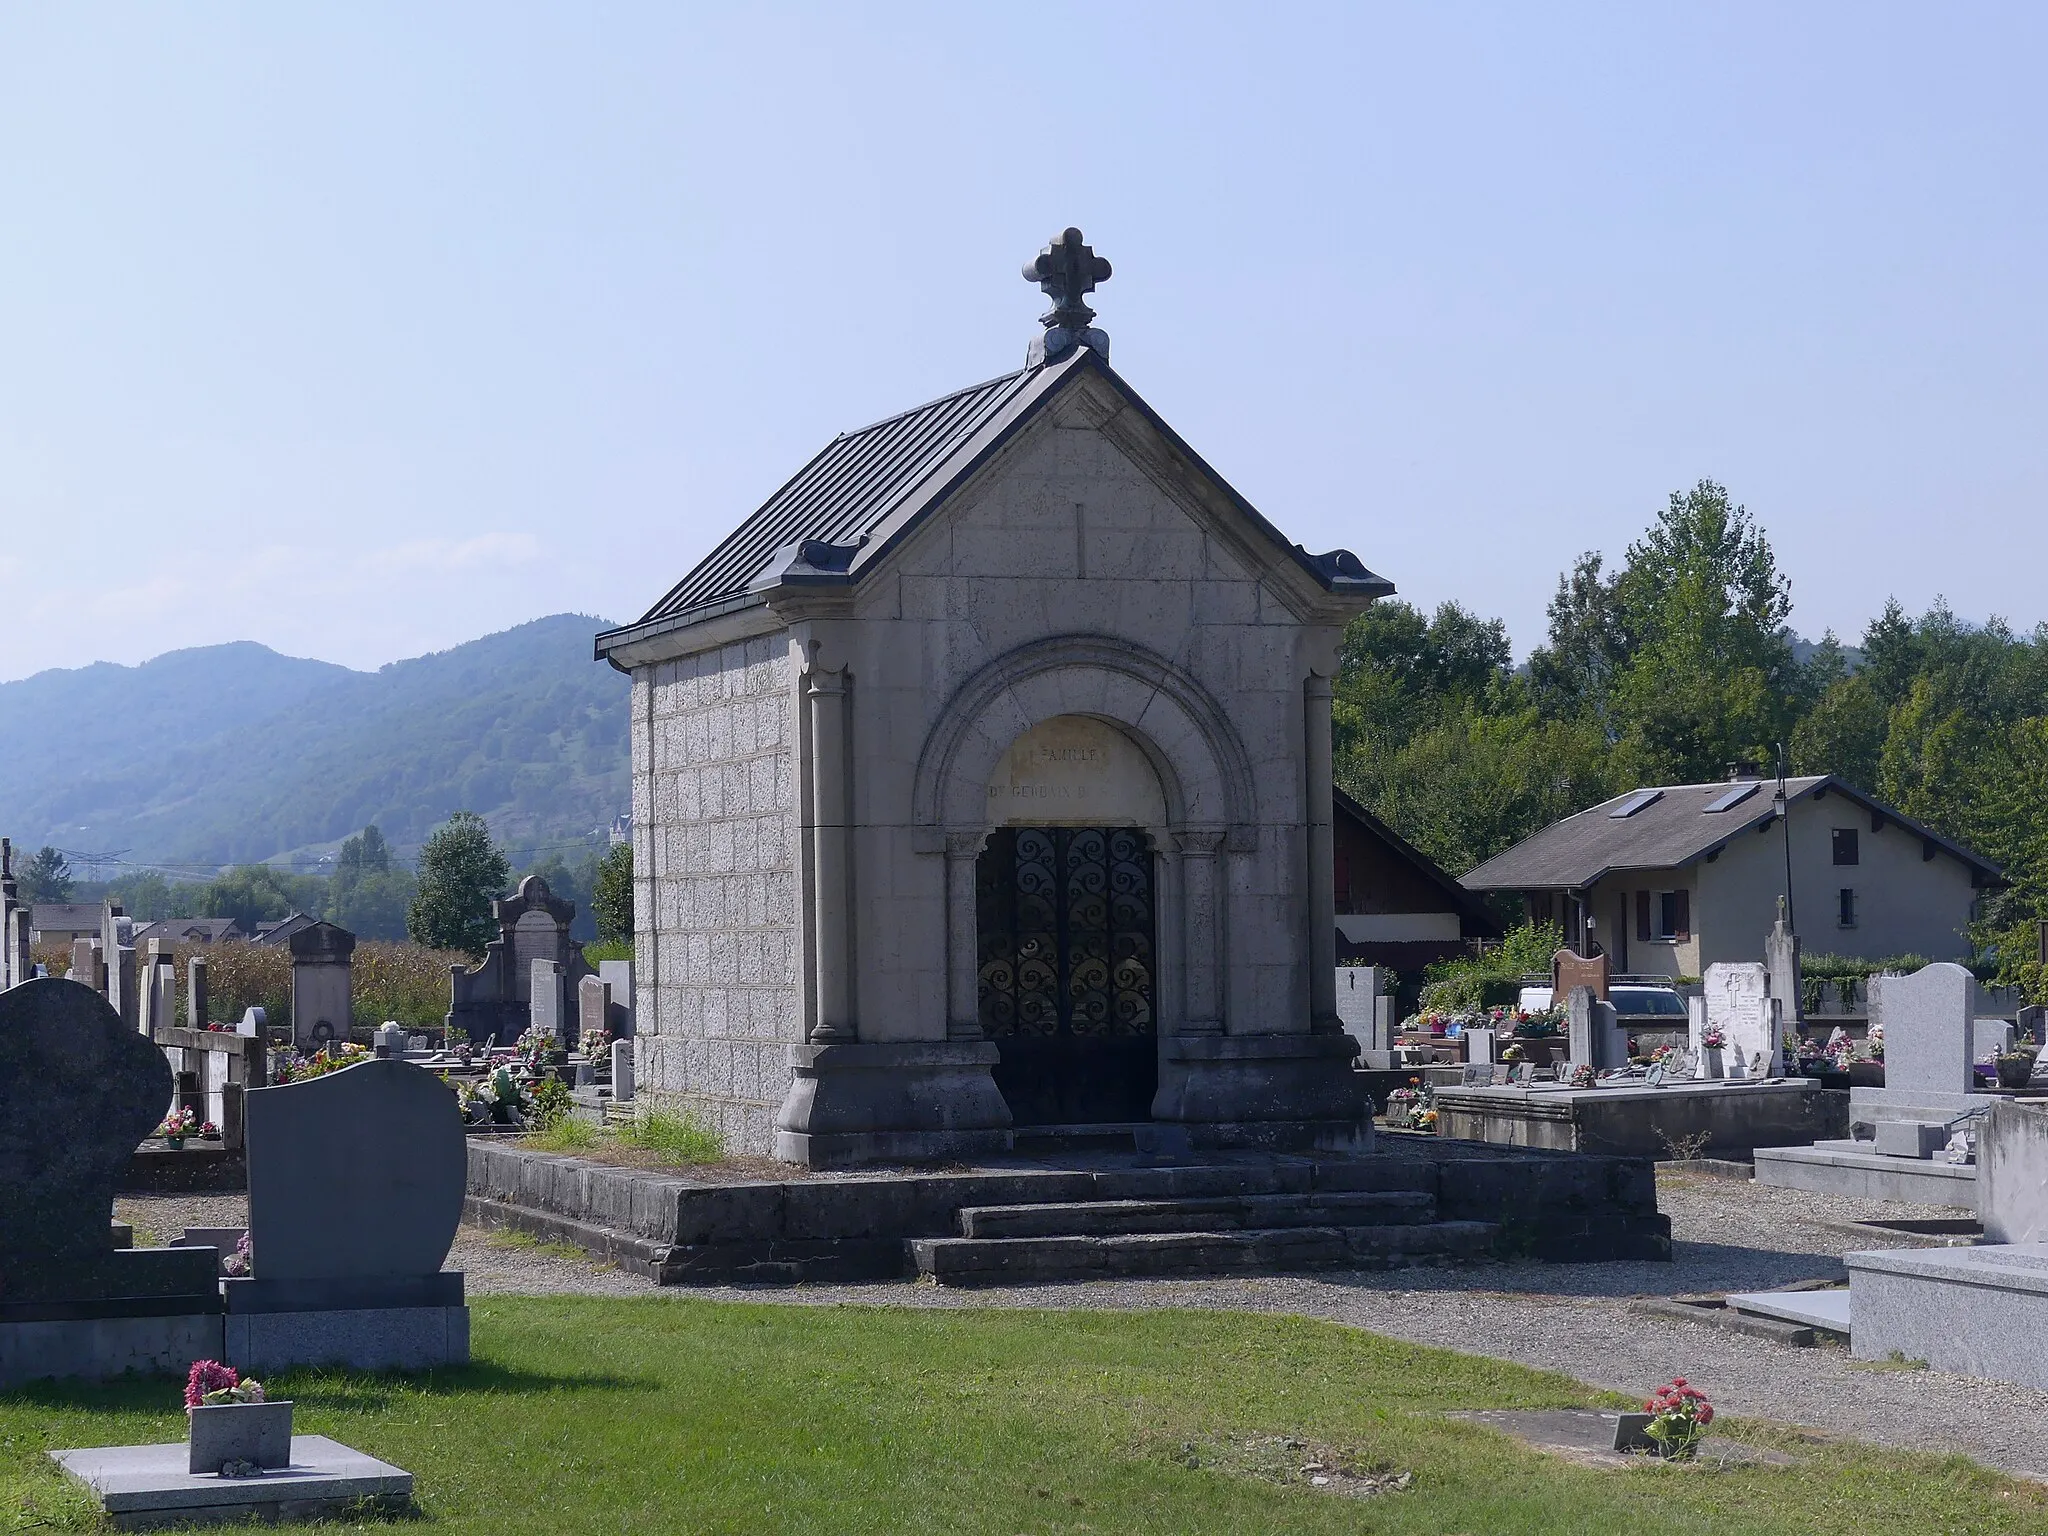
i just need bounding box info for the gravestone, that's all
[1555,949,1609,1002]
[187,954,208,1031]
[230,1058,468,1370]
[288,921,356,1053]
[1700,963,1779,1079]
[1875,963,1978,1096]
[1976,1018,2016,1064]
[1335,965,1386,1052]
[611,1037,636,1102]
[0,978,220,1385]
[529,959,566,1043]
[1566,986,1627,1071]
[1466,1027,1496,1066]
[68,938,98,991]
[1765,902,1802,1032]
[577,974,614,1048]
[598,958,634,1036]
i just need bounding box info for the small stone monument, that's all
[598,958,634,1035]
[288,921,356,1053]
[187,954,209,1031]
[229,1058,468,1370]
[1765,899,1802,1032]
[529,958,566,1043]
[1566,986,1627,1071]
[1698,963,1779,1079]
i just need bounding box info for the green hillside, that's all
[0,615,628,868]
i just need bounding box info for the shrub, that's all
[617,1108,723,1166]
[1419,921,1566,1014]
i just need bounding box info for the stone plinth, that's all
[773,1041,1014,1167]
[1431,1078,1841,1160]
[1981,1100,2048,1244]
[1752,1140,1977,1205]
[1849,1244,2048,1389]
[1152,1033,1370,1150]
[50,1436,411,1530]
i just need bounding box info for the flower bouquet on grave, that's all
[1995,1034,2040,1090]
[1511,1009,1564,1039]
[222,1232,253,1278]
[198,1120,221,1141]
[1641,1377,1713,1459]
[184,1361,291,1477]
[1699,1028,1727,1051]
[157,1107,199,1149]
[1568,1062,1597,1088]
[1501,1042,1526,1064]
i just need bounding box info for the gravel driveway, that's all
[117,1171,2048,1482]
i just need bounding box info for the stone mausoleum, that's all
[595,231,1392,1165]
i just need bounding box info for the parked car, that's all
[1516,983,1686,1019]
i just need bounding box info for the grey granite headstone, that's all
[288,922,355,1053]
[187,955,209,1031]
[1875,963,1978,1096]
[1466,1027,1496,1065]
[1765,903,1803,1031]
[529,959,565,1043]
[0,977,214,1306]
[611,1038,635,1102]
[1567,988,1627,1070]
[1975,1018,2016,1064]
[597,959,634,1036]
[576,974,609,1047]
[243,1058,464,1284]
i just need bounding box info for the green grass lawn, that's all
[5,1299,2042,1534]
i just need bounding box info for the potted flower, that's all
[1995,1036,2039,1091]
[1640,1377,1713,1459]
[1698,1027,1727,1081]
[158,1107,199,1150]
[1510,1009,1563,1067]
[185,1360,291,1476]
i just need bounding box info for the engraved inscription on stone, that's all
[986,714,1167,828]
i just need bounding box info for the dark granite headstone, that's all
[243,1059,464,1288]
[0,977,217,1308]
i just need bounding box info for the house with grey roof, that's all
[595,229,1391,1165]
[28,903,103,944]
[1461,772,2001,977]
[129,917,247,947]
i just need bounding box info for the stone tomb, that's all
[446,875,590,1044]
[594,229,1383,1165]
[0,978,221,1388]
[1691,962,1783,1080]
[225,1057,469,1371]
[287,921,355,1054]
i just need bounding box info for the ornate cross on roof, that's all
[1022,227,1112,364]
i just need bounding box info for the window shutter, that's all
[1675,889,1691,940]
[1636,890,1651,942]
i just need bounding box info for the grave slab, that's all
[1431,1077,1837,1159]
[1849,1243,2048,1388]
[1752,1140,1977,1205]
[50,1435,411,1531]
[1725,1287,1853,1333]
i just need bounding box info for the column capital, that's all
[803,665,847,698]
[945,828,988,858]
[1171,827,1226,856]
[1303,673,1334,701]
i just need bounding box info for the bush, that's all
[1419,921,1567,1014]
[617,1108,723,1166]
[582,939,632,967]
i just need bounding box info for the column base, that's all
[1152,1033,1370,1150]
[774,1042,1015,1169]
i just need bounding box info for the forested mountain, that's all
[0,615,627,869]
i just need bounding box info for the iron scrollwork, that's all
[977,827,1155,1039]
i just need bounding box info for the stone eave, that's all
[595,591,786,672]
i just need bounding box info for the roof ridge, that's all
[833,365,1039,442]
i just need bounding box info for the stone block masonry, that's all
[639,635,801,1154]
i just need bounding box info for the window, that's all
[1833,828,1860,866]
[1651,890,1691,940]
[1839,887,1857,928]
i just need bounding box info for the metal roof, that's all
[633,365,1048,625]
[1460,774,2003,892]
[596,345,1392,661]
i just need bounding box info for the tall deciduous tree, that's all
[408,811,510,956]
[592,843,633,945]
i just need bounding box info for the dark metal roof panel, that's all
[636,367,1043,623]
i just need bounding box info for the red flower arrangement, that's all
[1643,1376,1713,1457]
[184,1359,265,1408]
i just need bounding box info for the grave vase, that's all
[1699,1047,1723,1081]
[188,1399,293,1475]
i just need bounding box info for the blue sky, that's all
[2,3,2043,682]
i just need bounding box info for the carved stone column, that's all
[806,667,855,1043]
[1304,675,1341,1034]
[1174,828,1224,1035]
[945,829,985,1041]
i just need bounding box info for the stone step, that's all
[908,1220,1499,1286]
[956,1189,1436,1239]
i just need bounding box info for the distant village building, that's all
[129,917,246,946]
[1332,790,1501,970]
[253,913,320,946]
[28,903,102,945]
[1461,772,2002,976]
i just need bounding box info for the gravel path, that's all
[116,1172,2048,1482]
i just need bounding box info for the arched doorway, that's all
[975,716,1165,1125]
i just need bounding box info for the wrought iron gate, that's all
[976,827,1156,1124]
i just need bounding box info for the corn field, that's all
[31,937,469,1035]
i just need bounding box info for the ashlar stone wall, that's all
[634,634,801,1153]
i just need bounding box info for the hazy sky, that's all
[3,4,2044,684]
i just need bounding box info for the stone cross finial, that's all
[1022,227,1112,365]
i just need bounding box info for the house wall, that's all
[632,634,803,1155]
[1580,869,1698,979]
[1694,794,1977,967]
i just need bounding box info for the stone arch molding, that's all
[913,635,1257,834]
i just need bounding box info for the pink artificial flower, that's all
[185,1360,238,1409]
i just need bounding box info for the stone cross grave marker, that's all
[1701,963,1778,1079]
